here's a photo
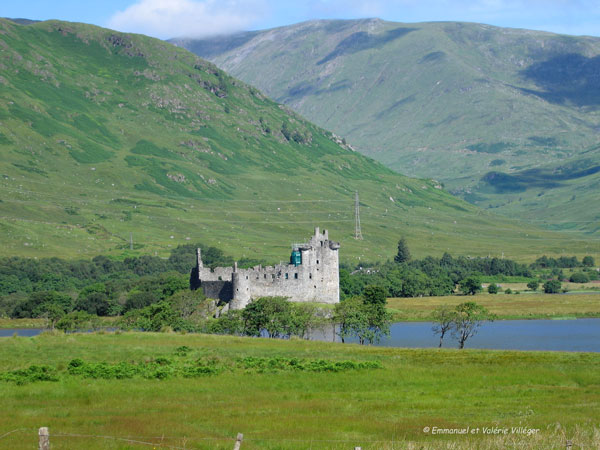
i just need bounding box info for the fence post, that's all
[38,427,49,450]
[233,432,243,450]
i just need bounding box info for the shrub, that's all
[569,272,589,283]
[527,280,539,291]
[0,365,59,385]
[487,283,499,294]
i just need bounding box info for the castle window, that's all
[309,273,312,279]
[264,274,267,279]
[218,276,222,281]
[246,276,248,280]
[294,273,298,279]
[317,260,319,264]
[272,274,275,279]
[285,273,288,279]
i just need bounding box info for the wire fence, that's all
[0,426,583,450]
[1,427,388,450]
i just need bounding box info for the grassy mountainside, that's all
[173,19,600,233]
[0,19,596,263]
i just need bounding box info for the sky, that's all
[3,0,600,39]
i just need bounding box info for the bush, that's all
[487,283,499,294]
[0,365,59,385]
[504,288,513,295]
[569,272,589,283]
[527,280,539,291]
[56,311,100,332]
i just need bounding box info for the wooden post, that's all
[233,432,243,450]
[566,440,573,449]
[38,427,49,450]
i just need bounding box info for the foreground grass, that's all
[387,292,600,321]
[0,332,598,449]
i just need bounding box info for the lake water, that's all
[2,318,599,352]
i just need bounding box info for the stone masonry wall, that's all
[192,227,340,310]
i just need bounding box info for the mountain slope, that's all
[172,19,600,233]
[0,19,595,263]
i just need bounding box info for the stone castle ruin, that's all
[191,227,340,310]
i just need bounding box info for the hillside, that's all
[0,19,595,263]
[172,19,600,233]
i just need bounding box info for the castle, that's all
[191,227,340,310]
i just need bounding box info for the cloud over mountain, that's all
[108,0,265,39]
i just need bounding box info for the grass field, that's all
[0,332,598,449]
[387,292,600,321]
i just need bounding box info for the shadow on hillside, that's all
[317,27,416,65]
[481,161,600,194]
[520,53,600,107]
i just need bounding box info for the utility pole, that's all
[354,191,363,240]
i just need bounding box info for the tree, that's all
[333,297,368,344]
[394,238,411,264]
[291,303,325,339]
[168,289,206,320]
[362,301,392,345]
[451,302,493,349]
[40,303,66,330]
[242,297,294,338]
[431,305,456,348]
[487,283,499,294]
[459,277,482,295]
[363,285,387,306]
[543,279,562,294]
[527,280,539,291]
[582,256,595,267]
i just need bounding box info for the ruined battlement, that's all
[192,227,340,310]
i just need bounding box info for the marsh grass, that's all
[0,332,598,449]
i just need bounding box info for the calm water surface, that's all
[2,319,599,352]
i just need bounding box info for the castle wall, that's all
[193,227,339,310]
[201,281,233,302]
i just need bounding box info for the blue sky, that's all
[3,0,600,39]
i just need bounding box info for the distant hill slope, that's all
[172,19,600,233]
[0,19,594,263]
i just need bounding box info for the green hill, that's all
[172,19,600,233]
[0,19,595,263]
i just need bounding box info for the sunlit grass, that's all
[387,292,600,321]
[0,332,598,449]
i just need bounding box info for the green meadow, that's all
[0,332,598,449]
[387,292,600,321]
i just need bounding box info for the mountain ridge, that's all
[171,18,600,233]
[0,18,596,263]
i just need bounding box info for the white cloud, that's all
[107,0,266,39]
